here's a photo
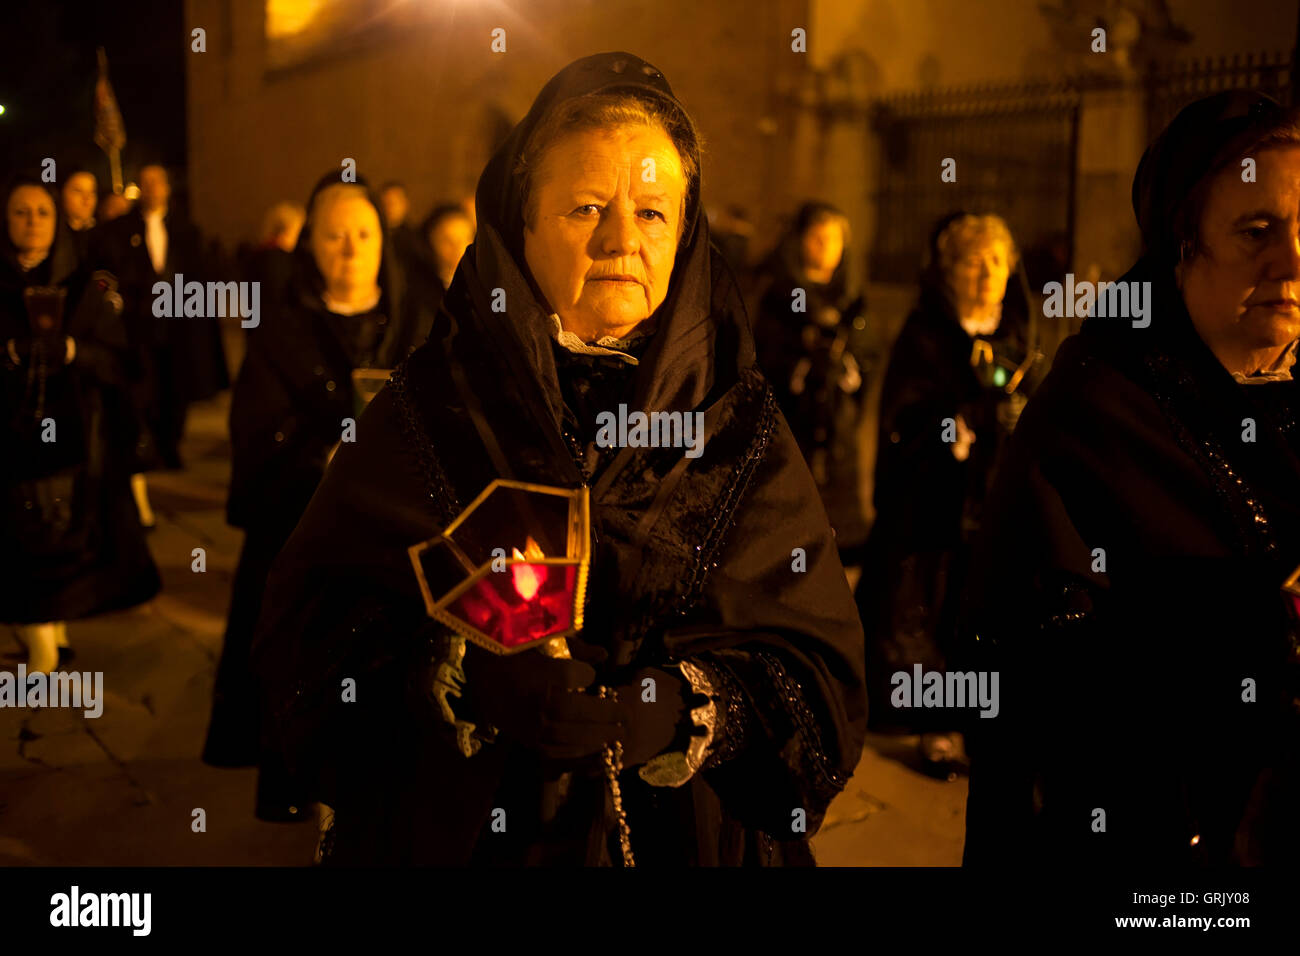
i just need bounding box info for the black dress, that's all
[250,52,867,865]
[202,281,400,812]
[0,246,160,623]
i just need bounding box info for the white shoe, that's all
[18,622,60,674]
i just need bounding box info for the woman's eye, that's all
[639,209,666,222]
[573,204,601,216]
[1242,225,1269,240]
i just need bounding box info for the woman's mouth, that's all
[590,275,641,285]
[1250,299,1300,313]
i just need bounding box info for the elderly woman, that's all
[203,173,431,819]
[0,177,159,671]
[856,212,1035,778]
[251,53,866,866]
[963,92,1300,865]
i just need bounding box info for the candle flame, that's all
[510,537,547,601]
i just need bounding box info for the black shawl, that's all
[250,52,866,866]
[963,92,1300,866]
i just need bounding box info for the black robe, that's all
[250,52,867,865]
[0,245,160,623]
[962,259,1300,866]
[856,281,1035,732]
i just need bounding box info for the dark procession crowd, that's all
[2,51,1297,867]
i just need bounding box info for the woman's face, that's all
[428,213,474,282]
[1178,145,1300,373]
[947,239,1011,317]
[7,185,56,258]
[524,125,686,341]
[62,173,98,226]
[309,188,382,297]
[801,220,844,282]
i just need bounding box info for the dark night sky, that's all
[0,1,186,192]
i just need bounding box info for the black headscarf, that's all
[1091,92,1290,349]
[454,51,747,481]
[1133,91,1286,270]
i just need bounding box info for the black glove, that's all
[611,666,689,767]
[463,649,621,762]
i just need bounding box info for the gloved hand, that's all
[463,649,621,762]
[610,666,689,767]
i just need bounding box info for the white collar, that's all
[1233,338,1298,384]
[548,314,650,366]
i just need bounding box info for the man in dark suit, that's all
[98,163,228,483]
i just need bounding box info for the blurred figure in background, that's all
[96,192,129,224]
[60,169,99,266]
[379,179,443,315]
[243,200,304,311]
[753,201,870,566]
[419,202,474,305]
[203,173,429,821]
[98,162,228,526]
[856,212,1037,779]
[1,177,159,672]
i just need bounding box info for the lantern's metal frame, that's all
[408,480,591,656]
[1284,563,1300,615]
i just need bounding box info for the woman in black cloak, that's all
[251,52,867,865]
[202,172,431,820]
[1,177,159,670]
[963,92,1300,866]
[752,202,871,564]
[856,212,1036,777]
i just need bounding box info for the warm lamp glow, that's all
[266,0,329,38]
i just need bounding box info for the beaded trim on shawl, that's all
[1143,352,1279,558]
[388,359,462,526]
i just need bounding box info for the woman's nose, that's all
[1274,231,1300,280]
[598,207,639,257]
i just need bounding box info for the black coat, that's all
[962,260,1300,866]
[0,250,160,622]
[250,52,867,866]
[856,282,1034,730]
[226,286,399,533]
[96,206,229,469]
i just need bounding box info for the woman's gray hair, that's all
[513,89,700,236]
